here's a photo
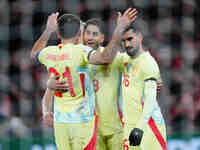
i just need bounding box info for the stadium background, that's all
[0,0,200,149]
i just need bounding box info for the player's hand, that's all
[42,112,54,126]
[117,8,137,28]
[129,128,144,146]
[46,12,59,33]
[47,75,69,91]
[79,21,86,44]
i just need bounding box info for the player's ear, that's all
[100,34,104,43]
[56,31,62,40]
[75,31,81,44]
[138,33,143,42]
[77,30,81,37]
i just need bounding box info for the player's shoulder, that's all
[40,46,58,54]
[141,51,160,75]
[117,52,126,57]
[43,45,58,51]
[36,45,59,64]
[142,51,158,67]
[116,52,129,62]
[38,46,59,59]
[111,52,128,69]
[75,43,94,53]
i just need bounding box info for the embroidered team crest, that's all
[123,62,132,72]
[124,62,128,67]
[132,63,139,74]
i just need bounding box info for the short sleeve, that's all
[142,57,160,81]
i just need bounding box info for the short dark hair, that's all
[124,20,149,48]
[57,14,80,39]
[84,18,104,34]
[124,22,141,35]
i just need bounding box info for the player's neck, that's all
[95,46,101,51]
[130,45,144,59]
[91,44,101,51]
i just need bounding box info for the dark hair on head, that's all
[124,20,149,48]
[57,14,80,39]
[124,22,141,35]
[84,18,104,34]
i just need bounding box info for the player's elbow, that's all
[89,58,110,65]
[30,53,34,59]
[30,51,36,59]
[102,58,112,64]
[101,55,113,64]
[96,57,112,64]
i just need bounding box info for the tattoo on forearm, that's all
[103,25,125,61]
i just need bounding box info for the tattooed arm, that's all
[30,12,59,59]
[89,8,137,65]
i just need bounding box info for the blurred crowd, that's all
[0,0,200,138]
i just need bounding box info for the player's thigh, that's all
[96,134,106,150]
[69,119,97,150]
[140,125,166,150]
[107,130,123,150]
[54,123,71,150]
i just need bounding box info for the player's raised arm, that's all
[79,21,86,44]
[88,8,137,65]
[30,12,59,59]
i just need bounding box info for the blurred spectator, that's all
[7,117,29,138]
[170,91,194,133]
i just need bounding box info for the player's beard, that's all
[126,45,139,57]
[92,42,100,50]
[84,40,100,50]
